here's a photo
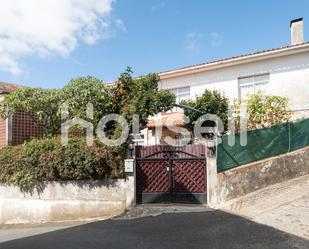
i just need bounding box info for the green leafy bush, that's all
[0,137,125,189]
[182,89,229,131]
[233,92,291,131]
[113,67,176,127]
[62,76,114,130]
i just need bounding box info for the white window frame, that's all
[168,87,191,104]
[238,74,270,99]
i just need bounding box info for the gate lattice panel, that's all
[135,144,207,204]
[136,160,169,193]
[173,160,206,193]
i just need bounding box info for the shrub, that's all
[113,67,176,128]
[0,137,125,189]
[62,76,114,130]
[182,89,229,131]
[233,92,291,131]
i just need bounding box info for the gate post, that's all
[206,141,218,207]
[124,158,136,208]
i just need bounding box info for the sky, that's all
[0,0,308,89]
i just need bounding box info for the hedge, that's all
[0,137,125,189]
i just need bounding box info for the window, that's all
[169,87,191,104]
[238,74,269,99]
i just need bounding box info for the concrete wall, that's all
[159,52,309,111]
[144,126,189,146]
[214,147,309,205]
[0,177,134,224]
[291,109,309,121]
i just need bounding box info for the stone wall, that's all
[214,147,309,205]
[0,177,134,224]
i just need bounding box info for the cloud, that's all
[184,31,223,56]
[0,0,115,75]
[210,32,223,47]
[115,19,127,33]
[184,32,204,56]
[151,1,166,12]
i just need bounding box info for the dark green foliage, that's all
[62,76,113,129]
[0,70,176,137]
[182,89,229,131]
[0,137,125,188]
[0,69,176,188]
[113,67,176,128]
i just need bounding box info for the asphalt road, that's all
[0,210,308,249]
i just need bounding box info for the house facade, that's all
[1,19,308,148]
[143,18,309,145]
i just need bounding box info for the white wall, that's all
[0,178,134,224]
[159,52,309,110]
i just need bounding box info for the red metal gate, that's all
[136,144,207,204]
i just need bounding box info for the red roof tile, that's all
[147,112,185,128]
[0,82,22,93]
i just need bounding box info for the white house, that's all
[143,18,309,145]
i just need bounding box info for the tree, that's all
[0,69,175,139]
[62,76,113,129]
[182,89,229,132]
[113,67,176,128]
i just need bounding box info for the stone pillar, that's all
[124,159,136,208]
[206,142,218,207]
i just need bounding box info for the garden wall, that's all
[0,177,134,224]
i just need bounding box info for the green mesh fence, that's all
[217,118,309,172]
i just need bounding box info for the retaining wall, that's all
[214,147,309,204]
[0,177,134,224]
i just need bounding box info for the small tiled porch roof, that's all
[147,112,185,128]
[0,82,21,94]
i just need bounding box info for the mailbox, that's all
[124,159,134,173]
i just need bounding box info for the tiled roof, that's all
[0,82,22,93]
[147,112,185,128]
[106,42,309,84]
[159,42,309,76]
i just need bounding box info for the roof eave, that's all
[159,43,309,80]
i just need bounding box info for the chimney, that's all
[290,18,304,45]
